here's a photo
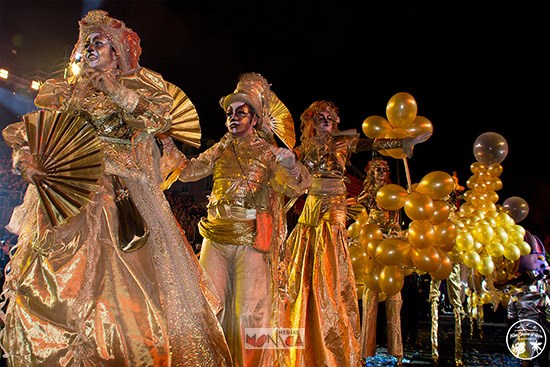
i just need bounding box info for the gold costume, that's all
[0,10,231,367]
[287,130,363,367]
[356,159,403,361]
[178,131,310,367]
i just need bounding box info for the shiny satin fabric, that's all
[1,68,232,366]
[178,132,311,367]
[287,177,362,367]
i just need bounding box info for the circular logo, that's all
[506,319,547,360]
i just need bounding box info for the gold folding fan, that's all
[165,81,201,148]
[23,109,104,227]
[268,92,296,149]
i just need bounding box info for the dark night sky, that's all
[1,0,549,235]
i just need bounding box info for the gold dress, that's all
[0,68,231,367]
[287,130,362,367]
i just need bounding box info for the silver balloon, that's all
[473,132,508,165]
[502,196,529,223]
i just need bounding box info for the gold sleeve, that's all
[119,68,173,134]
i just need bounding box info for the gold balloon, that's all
[487,163,503,177]
[348,221,361,239]
[364,272,381,292]
[375,238,411,266]
[429,200,451,225]
[458,203,475,217]
[430,250,453,281]
[411,246,441,273]
[349,245,369,281]
[379,265,405,296]
[376,184,408,211]
[416,171,455,200]
[367,239,383,258]
[407,220,435,249]
[359,223,384,249]
[470,162,487,175]
[404,191,435,221]
[405,115,433,140]
[362,115,392,139]
[386,92,418,128]
[355,208,369,228]
[433,219,457,247]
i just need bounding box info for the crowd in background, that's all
[0,153,27,193]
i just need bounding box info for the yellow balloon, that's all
[503,244,521,261]
[404,191,435,221]
[376,184,408,211]
[518,241,532,256]
[379,265,405,296]
[362,115,392,139]
[472,221,495,243]
[476,255,495,276]
[463,250,481,269]
[416,171,455,200]
[386,92,418,128]
[486,241,505,257]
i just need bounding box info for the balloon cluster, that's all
[349,170,457,298]
[362,92,433,159]
[446,132,530,284]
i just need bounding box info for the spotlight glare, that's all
[0,69,8,79]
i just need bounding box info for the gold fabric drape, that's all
[0,68,232,367]
[287,174,362,367]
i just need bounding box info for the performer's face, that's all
[225,102,257,137]
[373,163,389,183]
[84,33,118,71]
[313,111,333,135]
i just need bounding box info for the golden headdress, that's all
[71,10,141,72]
[220,72,296,149]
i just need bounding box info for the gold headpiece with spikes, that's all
[220,72,296,149]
